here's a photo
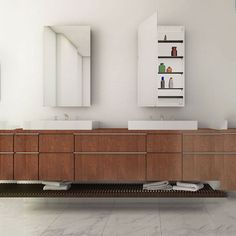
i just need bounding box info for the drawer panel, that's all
[75,134,146,152]
[14,154,38,180]
[14,134,38,152]
[0,135,14,152]
[39,153,74,181]
[75,154,146,181]
[224,134,236,152]
[39,134,74,152]
[0,154,13,180]
[221,155,236,190]
[183,134,224,152]
[147,153,182,181]
[183,154,223,181]
[147,134,182,153]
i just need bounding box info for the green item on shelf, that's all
[159,63,166,73]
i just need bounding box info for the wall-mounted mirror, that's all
[43,26,91,107]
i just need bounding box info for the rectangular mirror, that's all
[43,25,91,107]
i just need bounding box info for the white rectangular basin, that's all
[23,120,99,130]
[128,120,198,130]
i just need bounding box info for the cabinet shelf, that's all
[158,56,183,59]
[158,72,183,75]
[158,96,183,99]
[158,40,183,43]
[158,88,183,90]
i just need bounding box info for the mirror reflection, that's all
[44,25,91,107]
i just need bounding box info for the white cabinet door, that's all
[138,12,158,107]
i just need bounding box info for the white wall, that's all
[0,0,235,128]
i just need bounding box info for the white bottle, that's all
[168,77,174,88]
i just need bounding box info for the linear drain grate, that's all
[0,183,227,198]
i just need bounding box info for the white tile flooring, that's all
[1,196,236,236]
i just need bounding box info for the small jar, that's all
[167,67,173,73]
[159,63,166,73]
[171,47,177,57]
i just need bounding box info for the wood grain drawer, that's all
[0,154,13,180]
[39,153,74,181]
[183,154,223,181]
[224,134,236,152]
[75,154,146,181]
[14,154,38,180]
[147,134,182,153]
[14,134,38,152]
[147,153,182,181]
[221,155,236,191]
[39,134,74,153]
[75,134,146,152]
[0,135,13,152]
[183,134,224,152]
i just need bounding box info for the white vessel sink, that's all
[23,120,99,130]
[128,120,198,130]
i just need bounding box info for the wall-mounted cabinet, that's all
[138,13,185,107]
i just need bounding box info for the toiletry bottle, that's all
[159,63,166,73]
[171,47,177,57]
[169,77,174,88]
[161,77,165,88]
[167,66,173,73]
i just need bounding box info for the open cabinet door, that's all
[138,12,158,107]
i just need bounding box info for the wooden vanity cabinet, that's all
[1,129,236,192]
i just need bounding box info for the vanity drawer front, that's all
[0,154,13,180]
[224,134,236,152]
[183,154,223,181]
[39,153,74,181]
[14,134,39,152]
[147,154,182,181]
[221,155,236,190]
[183,134,224,152]
[0,134,14,152]
[75,154,146,181]
[75,134,146,152]
[14,154,38,180]
[147,134,182,153]
[39,134,74,153]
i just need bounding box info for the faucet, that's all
[160,114,165,121]
[64,113,70,120]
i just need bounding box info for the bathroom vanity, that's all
[0,128,236,191]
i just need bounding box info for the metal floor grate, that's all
[0,183,227,198]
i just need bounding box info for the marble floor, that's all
[0,196,236,236]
